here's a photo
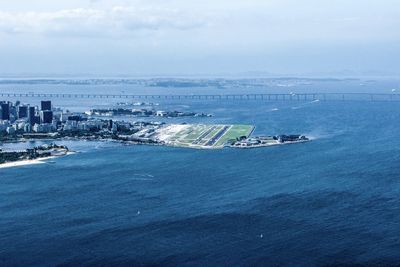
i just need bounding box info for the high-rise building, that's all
[41,101,52,111]
[28,106,39,125]
[40,110,53,124]
[18,105,28,119]
[33,116,41,125]
[1,102,10,120]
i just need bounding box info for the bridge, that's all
[0,92,399,101]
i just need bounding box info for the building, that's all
[67,115,83,121]
[156,111,168,117]
[1,102,10,120]
[33,123,54,133]
[18,105,28,119]
[40,110,53,124]
[24,123,32,133]
[29,106,40,126]
[0,120,10,132]
[63,120,78,131]
[41,100,52,111]
[6,126,15,134]
[14,120,28,131]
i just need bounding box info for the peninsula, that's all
[0,100,309,151]
[0,144,70,168]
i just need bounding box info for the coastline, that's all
[230,139,309,149]
[0,152,75,169]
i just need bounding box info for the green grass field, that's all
[215,125,254,146]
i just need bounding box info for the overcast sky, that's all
[0,0,399,76]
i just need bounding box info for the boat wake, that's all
[291,99,320,110]
[304,129,347,141]
[131,173,155,181]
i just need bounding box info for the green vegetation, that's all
[0,144,69,164]
[215,125,254,146]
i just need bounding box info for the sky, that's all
[0,0,399,77]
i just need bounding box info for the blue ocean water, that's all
[1,80,400,266]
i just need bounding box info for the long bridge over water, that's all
[0,92,399,101]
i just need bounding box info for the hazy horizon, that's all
[0,0,399,76]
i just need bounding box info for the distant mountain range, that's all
[0,77,363,88]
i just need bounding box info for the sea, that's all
[1,78,400,266]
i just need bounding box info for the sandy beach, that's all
[0,156,55,169]
[0,152,75,169]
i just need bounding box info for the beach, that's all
[0,152,75,169]
[0,156,54,169]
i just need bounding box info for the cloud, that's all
[0,6,207,37]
